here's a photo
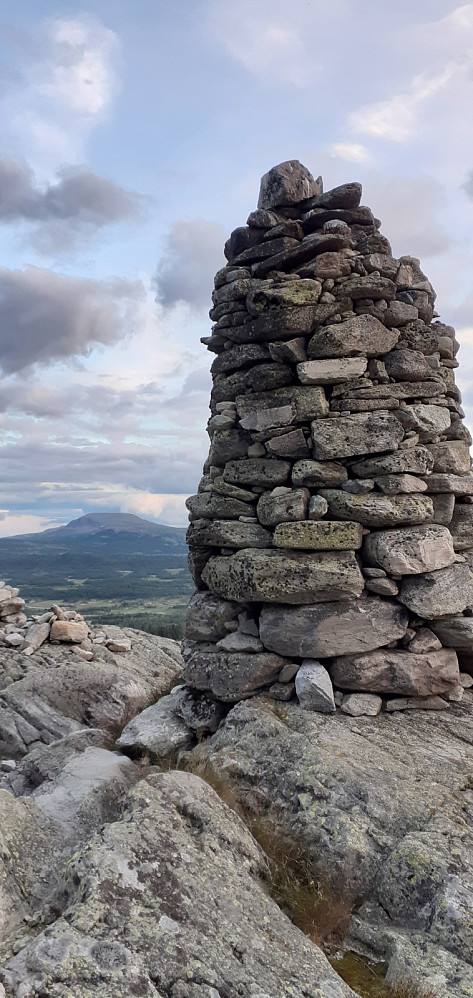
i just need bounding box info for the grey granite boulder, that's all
[257,487,309,526]
[308,314,399,359]
[224,458,291,487]
[312,410,404,460]
[341,693,382,716]
[292,458,348,487]
[396,403,451,441]
[430,616,473,648]
[188,519,272,549]
[201,548,364,603]
[258,159,322,208]
[426,441,471,474]
[116,688,193,762]
[320,490,433,527]
[363,524,456,575]
[398,563,473,618]
[351,445,434,477]
[259,599,408,658]
[330,647,460,696]
[297,356,367,384]
[449,505,473,550]
[273,519,363,550]
[185,592,240,642]
[183,649,285,700]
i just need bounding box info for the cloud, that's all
[155,219,225,310]
[120,492,189,526]
[330,143,370,163]
[1,16,120,171]
[0,159,145,253]
[350,65,458,143]
[365,175,450,258]
[0,266,143,374]
[463,170,473,199]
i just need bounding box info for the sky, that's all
[0,0,472,536]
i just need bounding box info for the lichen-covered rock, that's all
[308,314,399,359]
[258,158,322,208]
[256,488,309,526]
[312,410,404,460]
[183,649,285,700]
[363,524,456,575]
[259,599,408,658]
[201,548,364,603]
[273,519,363,550]
[320,490,433,527]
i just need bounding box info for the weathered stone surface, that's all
[188,519,272,549]
[212,362,293,403]
[308,495,329,518]
[351,445,434,477]
[266,428,309,458]
[253,231,349,276]
[426,441,471,474]
[450,505,473,550]
[398,563,473,618]
[211,342,270,375]
[363,524,456,575]
[297,356,367,384]
[257,488,309,526]
[186,493,253,519]
[383,348,435,381]
[396,403,451,441]
[223,458,291,487]
[258,159,322,208]
[430,616,473,648]
[201,548,364,604]
[341,693,382,716]
[208,427,250,465]
[216,630,263,653]
[292,458,348,487]
[312,410,403,460]
[239,403,295,432]
[50,620,88,644]
[259,599,408,658]
[425,492,455,525]
[426,473,473,495]
[183,649,284,700]
[273,519,362,550]
[3,771,357,998]
[320,490,433,527]
[341,275,397,300]
[375,473,428,494]
[383,301,419,326]
[185,592,240,642]
[236,385,328,421]
[365,576,399,595]
[295,661,335,713]
[330,648,460,696]
[308,314,398,359]
[408,627,442,653]
[196,697,473,997]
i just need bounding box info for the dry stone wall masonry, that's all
[183,160,473,717]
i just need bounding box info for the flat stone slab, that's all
[341,693,382,716]
[320,490,433,527]
[351,446,434,477]
[236,385,328,421]
[223,458,291,487]
[292,458,348,487]
[330,648,460,697]
[188,519,272,549]
[374,473,428,494]
[307,314,399,358]
[297,357,367,385]
[186,493,253,519]
[363,524,456,575]
[273,520,362,550]
[239,403,295,432]
[259,599,409,658]
[183,649,285,700]
[201,548,364,604]
[398,563,473,618]
[426,473,473,494]
[312,410,403,460]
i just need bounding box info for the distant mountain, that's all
[3,512,187,554]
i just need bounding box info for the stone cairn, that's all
[183,160,473,717]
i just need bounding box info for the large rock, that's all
[312,410,404,460]
[2,771,357,998]
[396,403,451,441]
[116,688,193,762]
[297,356,367,384]
[426,441,471,474]
[185,592,240,642]
[308,314,399,358]
[50,620,88,644]
[363,524,456,575]
[183,650,284,700]
[258,159,322,208]
[430,616,473,648]
[426,474,473,495]
[330,648,460,696]
[236,385,328,421]
[193,696,473,995]
[398,563,473,618]
[273,520,363,550]
[259,599,409,658]
[188,519,272,549]
[223,458,291,487]
[383,348,435,381]
[292,458,348,487]
[186,493,253,519]
[201,548,364,604]
[351,446,434,477]
[320,490,433,527]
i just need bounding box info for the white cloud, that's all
[120,492,189,526]
[0,511,65,537]
[330,143,370,163]
[38,17,118,115]
[350,65,457,142]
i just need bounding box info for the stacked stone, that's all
[183,160,473,716]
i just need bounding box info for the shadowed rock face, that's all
[185,158,473,713]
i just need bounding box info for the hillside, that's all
[0,512,192,637]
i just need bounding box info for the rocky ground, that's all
[0,598,472,997]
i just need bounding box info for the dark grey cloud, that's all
[0,265,143,374]
[155,218,225,310]
[0,160,145,253]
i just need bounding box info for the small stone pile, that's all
[0,581,132,660]
[183,160,473,716]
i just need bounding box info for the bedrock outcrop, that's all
[184,158,473,715]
